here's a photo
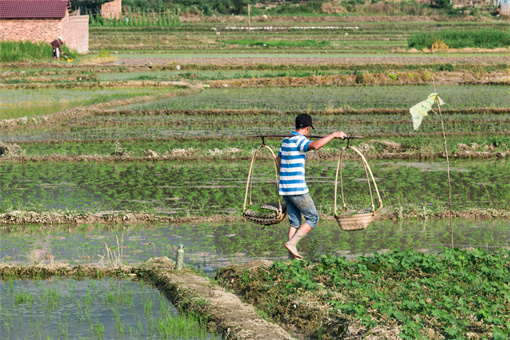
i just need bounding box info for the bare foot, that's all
[285,242,303,259]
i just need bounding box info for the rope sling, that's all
[243,144,287,226]
[334,145,383,231]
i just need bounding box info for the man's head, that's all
[295,113,314,134]
[58,36,63,42]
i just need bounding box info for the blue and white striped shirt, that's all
[278,131,311,196]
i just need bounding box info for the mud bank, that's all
[0,149,507,163]
[0,208,508,227]
[0,80,198,91]
[209,71,510,88]
[0,258,293,340]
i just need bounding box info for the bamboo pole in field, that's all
[248,4,251,34]
[433,78,454,249]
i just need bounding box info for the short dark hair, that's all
[295,113,314,130]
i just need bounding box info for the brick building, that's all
[101,0,121,19]
[71,0,121,19]
[0,0,89,53]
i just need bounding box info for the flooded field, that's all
[3,17,510,339]
[0,276,216,339]
[0,219,509,273]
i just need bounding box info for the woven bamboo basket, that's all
[243,144,287,226]
[243,202,287,226]
[334,146,383,231]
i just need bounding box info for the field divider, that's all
[0,149,508,164]
[0,207,507,227]
[0,260,294,340]
[0,80,199,90]
[97,108,510,116]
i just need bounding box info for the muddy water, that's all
[1,219,508,272]
[0,159,507,215]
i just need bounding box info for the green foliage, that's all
[272,0,327,15]
[408,29,510,49]
[438,63,454,72]
[0,41,73,63]
[430,0,452,9]
[222,248,510,339]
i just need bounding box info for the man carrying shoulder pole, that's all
[277,114,346,260]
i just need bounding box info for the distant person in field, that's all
[51,36,64,60]
[277,114,346,259]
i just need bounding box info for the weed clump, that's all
[408,29,510,50]
[0,142,24,157]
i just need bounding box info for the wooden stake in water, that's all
[176,244,185,270]
[433,78,454,249]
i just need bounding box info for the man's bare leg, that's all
[287,227,298,260]
[285,223,312,259]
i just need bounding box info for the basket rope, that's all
[243,144,284,218]
[334,146,383,217]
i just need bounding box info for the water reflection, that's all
[1,219,509,273]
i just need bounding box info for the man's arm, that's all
[308,131,346,150]
[276,156,281,173]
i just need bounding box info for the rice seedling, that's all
[118,86,510,112]
[0,277,217,339]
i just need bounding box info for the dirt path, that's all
[153,269,295,339]
[111,55,510,67]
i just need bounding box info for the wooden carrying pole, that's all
[433,79,454,249]
[254,135,363,145]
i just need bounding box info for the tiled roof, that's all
[0,0,68,19]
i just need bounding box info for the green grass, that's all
[408,29,510,49]
[0,41,74,63]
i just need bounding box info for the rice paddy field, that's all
[1,15,510,339]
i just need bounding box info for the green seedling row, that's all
[119,86,510,111]
[0,159,507,217]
